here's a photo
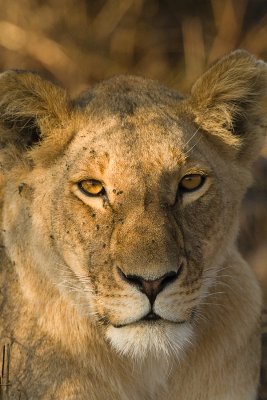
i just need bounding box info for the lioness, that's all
[0,50,266,400]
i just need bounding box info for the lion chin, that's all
[106,321,194,360]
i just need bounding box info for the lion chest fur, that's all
[0,51,266,399]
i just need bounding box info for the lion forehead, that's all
[74,75,184,116]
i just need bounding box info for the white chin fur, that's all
[106,322,193,361]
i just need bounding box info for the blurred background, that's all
[0,0,266,396]
[0,0,266,95]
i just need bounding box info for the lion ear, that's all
[187,50,267,163]
[0,70,71,163]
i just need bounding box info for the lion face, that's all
[2,51,267,360]
[12,109,243,359]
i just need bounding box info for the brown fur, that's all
[0,50,266,399]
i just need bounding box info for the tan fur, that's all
[0,51,266,399]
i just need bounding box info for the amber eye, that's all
[179,174,206,192]
[78,180,105,197]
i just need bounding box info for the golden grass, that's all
[0,0,265,95]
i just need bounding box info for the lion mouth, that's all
[112,312,189,328]
[141,311,161,321]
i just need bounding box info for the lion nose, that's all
[118,268,181,305]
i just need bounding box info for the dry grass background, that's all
[0,0,267,397]
[0,0,266,95]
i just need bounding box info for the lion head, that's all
[1,51,267,360]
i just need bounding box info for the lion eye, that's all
[78,180,105,197]
[179,174,205,192]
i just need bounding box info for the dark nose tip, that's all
[118,267,183,305]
